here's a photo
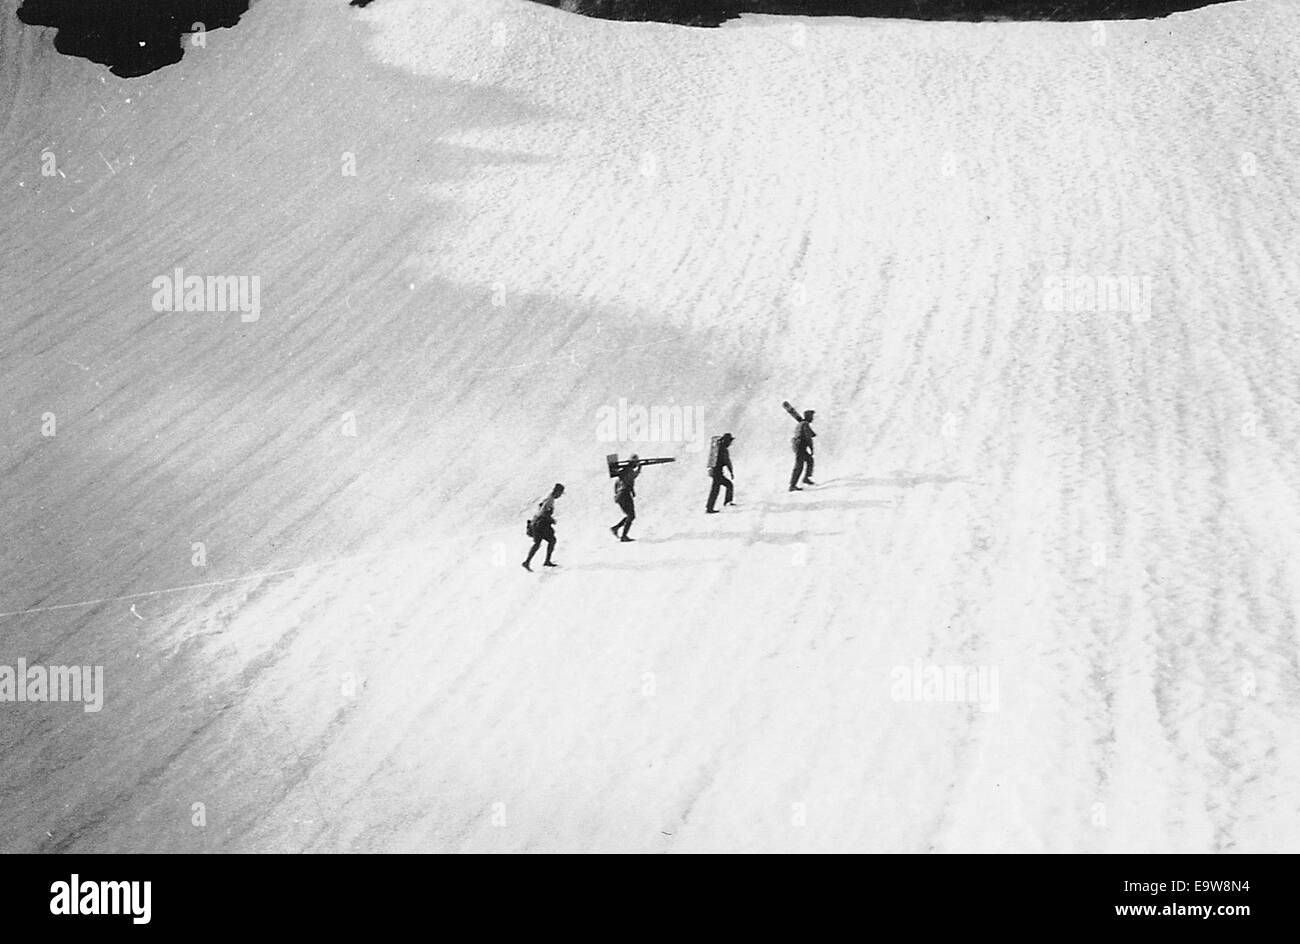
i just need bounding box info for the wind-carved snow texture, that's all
[1,0,1298,851]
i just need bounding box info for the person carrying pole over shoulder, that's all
[604,452,674,541]
[611,455,640,542]
[789,409,816,491]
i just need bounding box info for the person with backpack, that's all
[523,483,564,571]
[705,433,735,513]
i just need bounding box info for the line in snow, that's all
[0,524,518,620]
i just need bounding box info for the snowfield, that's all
[2,0,1298,852]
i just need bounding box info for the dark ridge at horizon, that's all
[528,0,1241,26]
[14,0,1247,78]
[16,0,254,76]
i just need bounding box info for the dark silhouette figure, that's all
[523,483,564,570]
[611,456,641,541]
[706,433,735,513]
[789,409,816,491]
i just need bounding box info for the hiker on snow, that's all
[789,409,816,491]
[706,433,735,513]
[611,456,640,542]
[523,483,564,570]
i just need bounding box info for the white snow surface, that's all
[2,0,1299,852]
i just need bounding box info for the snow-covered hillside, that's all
[2,0,1298,851]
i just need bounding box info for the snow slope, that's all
[1,0,1298,852]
